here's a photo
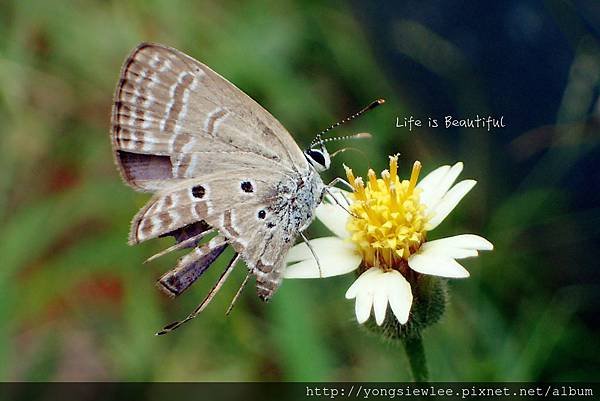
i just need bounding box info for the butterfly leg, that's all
[156,253,241,335]
[326,177,354,192]
[225,271,251,316]
[300,231,323,278]
[325,177,356,211]
[145,229,215,264]
[323,187,357,219]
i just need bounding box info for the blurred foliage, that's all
[0,0,598,382]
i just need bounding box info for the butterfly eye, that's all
[305,149,330,171]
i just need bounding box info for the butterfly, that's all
[110,43,383,333]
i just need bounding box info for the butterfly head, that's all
[304,146,331,172]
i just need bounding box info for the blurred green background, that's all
[0,0,599,381]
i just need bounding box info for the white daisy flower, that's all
[285,156,493,326]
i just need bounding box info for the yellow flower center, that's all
[345,155,426,270]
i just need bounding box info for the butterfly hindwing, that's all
[130,167,319,297]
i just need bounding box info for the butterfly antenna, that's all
[156,254,240,335]
[330,146,369,160]
[318,132,371,146]
[311,98,385,147]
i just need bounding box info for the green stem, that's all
[401,333,429,382]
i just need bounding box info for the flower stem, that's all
[401,333,428,382]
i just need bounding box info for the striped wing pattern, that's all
[110,43,315,310]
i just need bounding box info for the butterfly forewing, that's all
[111,42,307,191]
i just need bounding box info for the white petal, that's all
[423,234,493,254]
[345,267,380,299]
[286,242,315,263]
[420,240,477,259]
[373,270,413,325]
[346,269,414,326]
[417,164,450,193]
[386,271,413,324]
[418,162,463,213]
[408,252,470,278]
[346,268,385,324]
[425,179,476,230]
[284,237,360,278]
[314,202,350,239]
[423,246,479,259]
[372,276,389,326]
[436,162,464,198]
[355,288,374,323]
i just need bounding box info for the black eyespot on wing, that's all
[258,210,266,219]
[241,181,253,193]
[306,149,326,166]
[192,185,205,199]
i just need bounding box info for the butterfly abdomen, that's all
[256,283,278,302]
[254,263,283,302]
[250,171,325,301]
